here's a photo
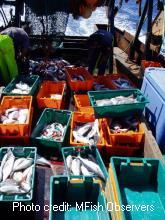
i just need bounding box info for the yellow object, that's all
[0,34,18,84]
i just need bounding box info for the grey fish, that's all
[2,150,15,181]
[13,158,33,172]
[12,171,24,183]
[81,165,92,176]
[0,185,25,194]
[77,156,105,181]
[66,155,73,172]
[71,158,81,176]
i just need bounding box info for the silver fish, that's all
[18,109,28,124]
[20,181,31,193]
[77,156,105,181]
[0,179,18,187]
[81,165,92,176]
[5,107,18,115]
[25,165,33,185]
[22,165,33,180]
[12,171,24,183]
[15,82,31,92]
[0,185,25,194]
[71,158,81,176]
[36,155,51,167]
[13,158,33,172]
[2,150,15,181]
[66,155,73,172]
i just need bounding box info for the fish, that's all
[112,78,134,89]
[40,123,66,141]
[20,181,31,193]
[12,171,24,183]
[77,156,105,181]
[0,108,29,125]
[0,185,25,194]
[71,158,81,175]
[72,74,85,81]
[22,165,33,179]
[88,154,97,164]
[25,165,33,185]
[81,165,92,176]
[13,158,33,172]
[15,82,31,92]
[93,82,109,91]
[73,120,100,145]
[0,179,18,187]
[2,150,15,181]
[36,155,51,167]
[96,95,137,106]
[66,155,73,172]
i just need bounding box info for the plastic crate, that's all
[108,157,165,220]
[88,89,149,118]
[107,74,136,90]
[74,94,94,114]
[31,108,72,148]
[104,118,144,145]
[62,145,108,180]
[65,66,94,92]
[49,176,110,220]
[141,60,161,69]
[70,112,105,148]
[0,147,37,202]
[0,96,33,136]
[3,75,40,96]
[37,81,66,109]
[93,75,112,90]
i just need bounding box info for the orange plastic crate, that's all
[141,60,161,69]
[108,73,136,89]
[37,81,66,109]
[65,67,94,92]
[103,118,145,145]
[0,108,33,145]
[74,94,94,114]
[0,96,32,136]
[70,112,104,148]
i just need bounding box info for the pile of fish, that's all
[40,123,66,141]
[73,120,100,145]
[0,108,29,124]
[110,116,139,133]
[112,78,134,89]
[0,149,34,195]
[71,74,85,81]
[65,149,105,180]
[29,59,70,81]
[50,94,62,100]
[11,81,31,94]
[96,95,137,106]
[93,82,109,91]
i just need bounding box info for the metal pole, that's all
[129,0,148,60]
[145,0,153,60]
[108,0,115,73]
[14,0,23,27]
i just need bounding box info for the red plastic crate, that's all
[37,81,66,109]
[65,67,94,92]
[108,74,136,89]
[141,60,161,69]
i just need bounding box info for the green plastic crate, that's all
[88,89,149,118]
[62,146,108,181]
[0,147,37,202]
[3,75,40,96]
[49,176,111,220]
[109,157,165,220]
[31,108,72,148]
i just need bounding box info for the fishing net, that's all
[25,4,69,35]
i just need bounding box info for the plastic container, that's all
[70,112,104,148]
[49,176,110,220]
[37,81,66,109]
[62,145,108,180]
[93,75,112,90]
[108,157,165,220]
[31,108,72,148]
[0,96,33,136]
[104,118,144,145]
[74,94,94,114]
[65,66,94,92]
[0,147,37,202]
[3,75,40,96]
[141,60,161,69]
[88,89,148,118]
[107,74,136,90]
[141,67,165,148]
